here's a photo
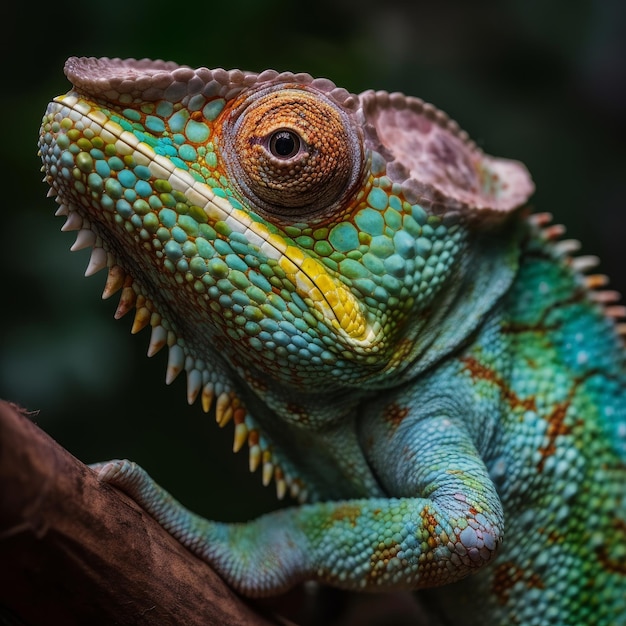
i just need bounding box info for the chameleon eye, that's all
[221,86,363,220]
[268,129,302,159]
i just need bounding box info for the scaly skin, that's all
[39,57,626,624]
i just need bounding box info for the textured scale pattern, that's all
[39,57,626,625]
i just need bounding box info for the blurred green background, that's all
[2,0,625,522]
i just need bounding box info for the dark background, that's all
[2,0,625,522]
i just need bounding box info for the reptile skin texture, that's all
[39,57,626,625]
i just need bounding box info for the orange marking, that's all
[597,519,626,575]
[383,402,410,427]
[329,504,362,527]
[461,356,536,411]
[286,403,311,425]
[537,398,572,472]
[492,561,544,605]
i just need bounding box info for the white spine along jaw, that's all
[41,164,306,503]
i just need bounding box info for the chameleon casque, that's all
[38,57,626,624]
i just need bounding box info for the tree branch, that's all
[0,400,294,626]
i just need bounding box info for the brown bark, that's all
[0,400,294,626]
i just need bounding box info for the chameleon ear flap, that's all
[358,90,534,217]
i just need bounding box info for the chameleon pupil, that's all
[270,130,300,158]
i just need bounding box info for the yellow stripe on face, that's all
[281,250,376,343]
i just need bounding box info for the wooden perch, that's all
[0,400,296,626]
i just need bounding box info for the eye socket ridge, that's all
[267,128,305,160]
[221,83,365,221]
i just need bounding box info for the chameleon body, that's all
[39,57,626,624]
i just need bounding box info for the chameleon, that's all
[38,56,626,625]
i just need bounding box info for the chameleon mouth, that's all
[45,93,380,349]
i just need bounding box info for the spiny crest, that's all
[42,167,308,504]
[528,211,626,339]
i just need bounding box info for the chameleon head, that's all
[39,57,534,392]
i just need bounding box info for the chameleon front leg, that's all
[92,420,503,597]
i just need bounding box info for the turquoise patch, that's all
[339,258,369,280]
[412,204,428,225]
[169,110,189,133]
[135,165,151,180]
[384,254,406,277]
[178,215,200,236]
[362,252,385,275]
[203,99,225,121]
[118,170,137,188]
[135,180,152,197]
[108,156,124,171]
[355,208,384,236]
[196,238,215,258]
[225,253,248,272]
[87,173,103,192]
[367,187,389,211]
[156,101,174,117]
[214,238,233,255]
[122,108,141,122]
[159,208,177,228]
[95,160,111,178]
[369,235,395,258]
[393,231,416,258]
[145,116,166,133]
[164,240,183,260]
[389,195,402,210]
[179,144,197,161]
[416,237,432,256]
[124,188,137,202]
[185,120,210,143]
[172,226,188,243]
[329,222,359,252]
[116,198,132,218]
[384,208,402,230]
